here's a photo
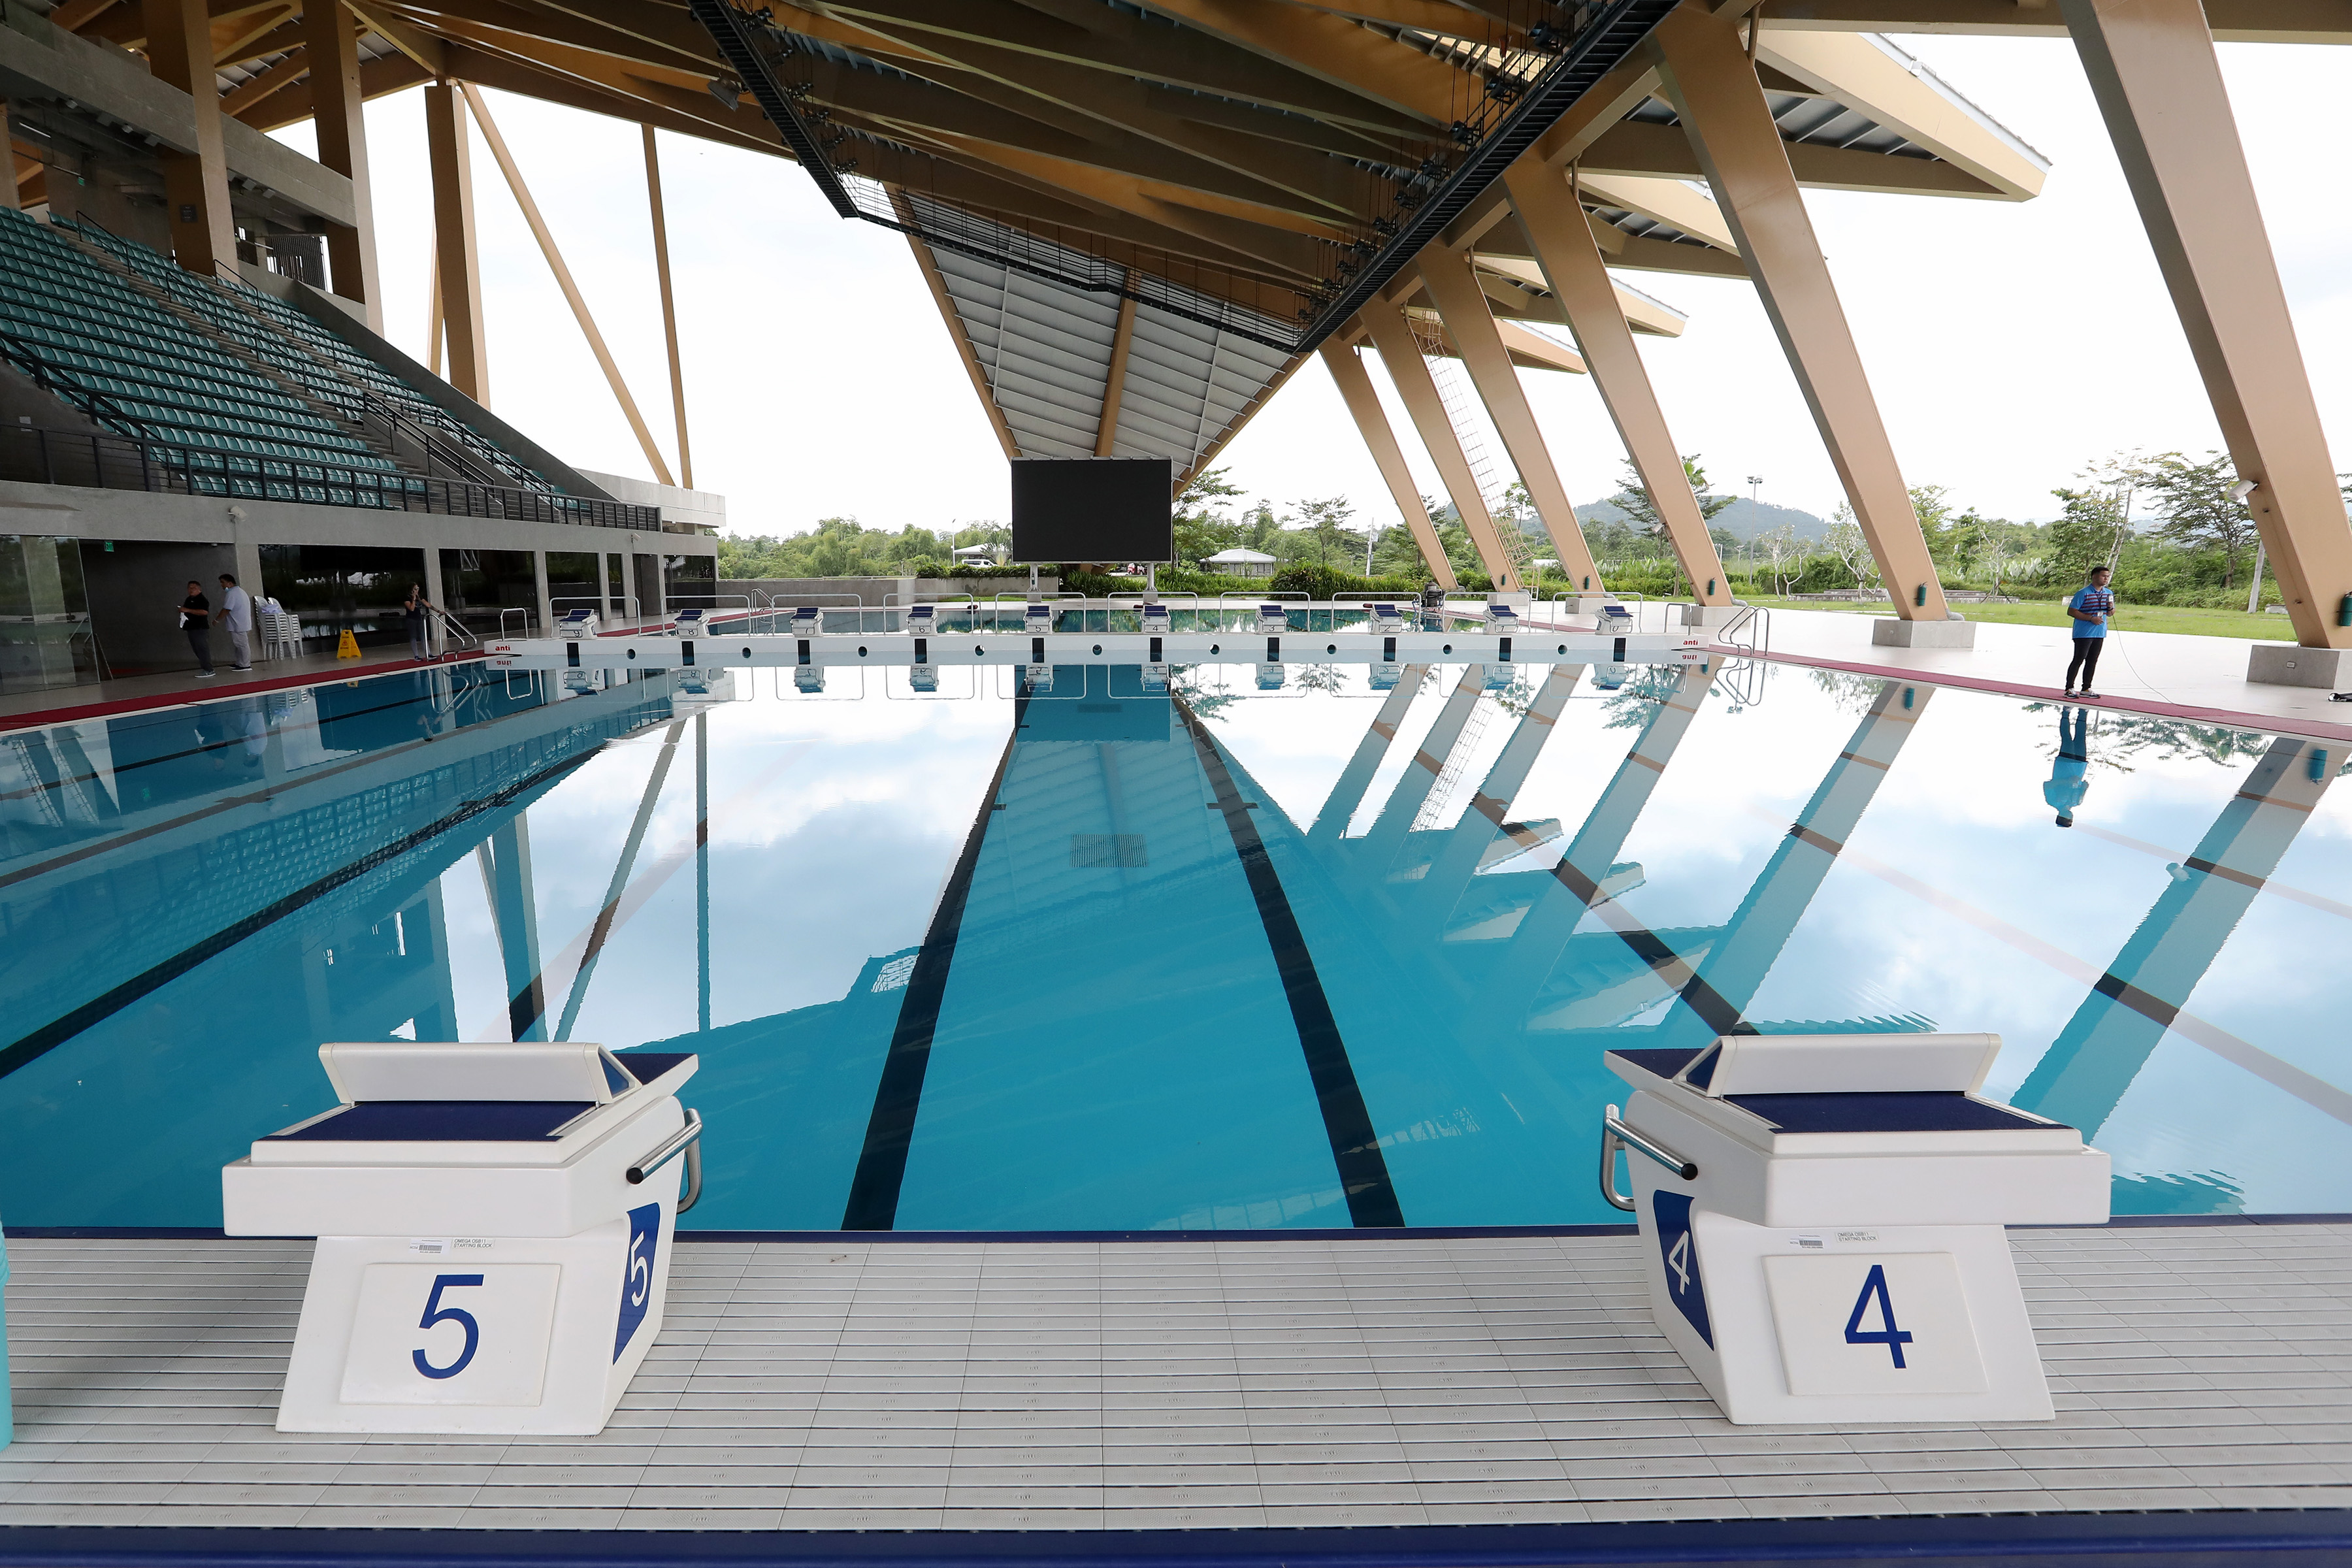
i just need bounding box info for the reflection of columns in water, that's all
[1358,666,1488,868]
[1413,664,1582,913]
[2015,736,2338,1137]
[1657,681,1929,1043]
[485,817,547,1041]
[1308,666,1428,843]
[696,710,711,1036]
[1500,666,1717,987]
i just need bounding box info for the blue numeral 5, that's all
[414,1273,484,1379]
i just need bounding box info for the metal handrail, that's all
[1599,1103,1697,1212]
[430,606,480,651]
[498,606,538,639]
[0,423,662,530]
[625,1106,704,1213]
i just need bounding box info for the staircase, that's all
[1413,319,1537,590]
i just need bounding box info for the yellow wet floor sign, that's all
[335,630,362,660]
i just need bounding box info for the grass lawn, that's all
[1739,596,2298,642]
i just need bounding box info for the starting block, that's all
[1024,602,1055,635]
[555,608,600,638]
[1255,603,1291,634]
[904,604,939,635]
[1365,602,1407,636]
[787,606,823,637]
[1602,1033,2106,1424]
[223,1041,702,1435]
[669,608,706,636]
[1137,601,1172,636]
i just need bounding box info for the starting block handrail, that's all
[1600,1103,1698,1211]
[626,1106,704,1214]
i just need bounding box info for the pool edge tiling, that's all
[3,1226,2349,1544]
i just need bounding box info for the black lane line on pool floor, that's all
[1176,700,1403,1230]
[0,750,598,1081]
[840,701,1027,1232]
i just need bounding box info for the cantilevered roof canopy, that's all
[30,0,2053,483]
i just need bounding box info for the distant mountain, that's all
[1571,495,1831,541]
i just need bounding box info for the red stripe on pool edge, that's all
[0,651,488,734]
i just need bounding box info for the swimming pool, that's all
[3,655,2346,1230]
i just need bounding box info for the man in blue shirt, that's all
[2064,567,2115,698]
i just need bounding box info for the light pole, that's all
[1747,476,1763,589]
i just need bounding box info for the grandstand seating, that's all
[0,208,555,495]
[0,206,392,470]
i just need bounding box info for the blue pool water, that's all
[3,655,2347,1230]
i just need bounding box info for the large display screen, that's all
[1010,458,1175,564]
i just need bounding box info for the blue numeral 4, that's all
[1843,1264,1914,1369]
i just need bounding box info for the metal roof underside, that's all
[930,242,1289,474]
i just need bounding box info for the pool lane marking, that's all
[841,704,1026,1232]
[2072,822,2352,922]
[0,751,598,1081]
[1544,855,1748,1039]
[1731,801,2352,1129]
[1176,700,1405,1230]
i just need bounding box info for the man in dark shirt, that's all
[178,580,214,677]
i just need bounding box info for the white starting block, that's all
[787,606,823,638]
[1137,601,1172,636]
[670,608,706,636]
[1024,602,1055,635]
[1599,600,1637,634]
[222,1041,702,1436]
[1365,602,1407,636]
[1602,1033,2107,1425]
[1255,602,1291,634]
[904,603,939,635]
[555,607,600,638]
[1484,599,1522,631]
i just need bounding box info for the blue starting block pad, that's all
[1601,1033,2108,1424]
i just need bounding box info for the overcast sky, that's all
[275,36,2352,537]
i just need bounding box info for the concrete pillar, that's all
[423,81,489,404]
[1653,5,1947,621]
[1360,302,1522,593]
[301,0,383,330]
[140,0,238,278]
[1414,247,1603,591]
[1505,156,1733,604]
[2063,0,2352,653]
[1318,342,1459,591]
[531,549,551,635]
[421,536,449,655]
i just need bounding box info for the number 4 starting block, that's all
[1602,1034,2108,1424]
[223,1041,701,1435]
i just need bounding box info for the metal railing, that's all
[0,425,663,531]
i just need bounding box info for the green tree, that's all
[2140,450,2257,590]
[2041,487,2127,587]
[1286,495,1363,567]
[1607,455,1734,544]
[1172,466,1244,566]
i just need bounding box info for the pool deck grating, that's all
[2,1227,2351,1534]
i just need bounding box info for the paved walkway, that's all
[1711,609,2352,743]
[1,1226,2347,1533]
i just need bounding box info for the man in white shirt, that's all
[218,572,254,672]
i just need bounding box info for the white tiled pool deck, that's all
[2,1225,2349,1533]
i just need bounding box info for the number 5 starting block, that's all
[1602,1034,2108,1424]
[223,1041,701,1435]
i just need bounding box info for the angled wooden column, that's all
[1414,246,1603,591]
[423,81,488,404]
[140,0,237,276]
[1094,289,1137,456]
[1360,301,1520,593]
[2064,0,2352,650]
[643,126,693,489]
[1319,340,1458,592]
[301,0,381,329]
[1505,157,1733,604]
[1653,5,1946,621]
